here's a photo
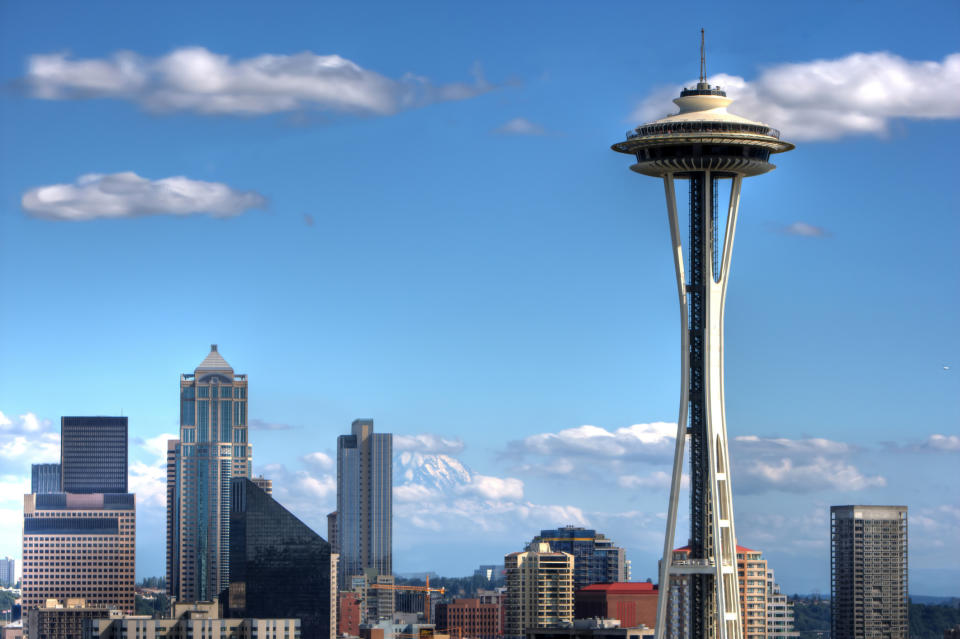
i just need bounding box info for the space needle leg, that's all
[655,174,690,639]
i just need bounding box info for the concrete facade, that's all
[504,543,573,639]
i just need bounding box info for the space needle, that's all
[611,33,793,639]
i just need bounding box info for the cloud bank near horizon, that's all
[632,52,960,140]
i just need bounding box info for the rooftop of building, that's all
[196,344,233,372]
[673,544,757,554]
[577,582,656,594]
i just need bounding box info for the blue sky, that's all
[1,0,958,596]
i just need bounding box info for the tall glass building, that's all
[61,416,127,493]
[167,345,251,603]
[336,419,392,589]
[530,526,627,591]
[228,477,336,639]
[31,463,61,494]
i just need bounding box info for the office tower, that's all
[165,439,179,598]
[228,477,335,639]
[436,598,501,639]
[88,600,299,639]
[327,512,339,554]
[251,476,272,496]
[336,419,392,585]
[21,493,135,613]
[168,345,252,603]
[830,506,908,639]
[575,583,658,629]
[60,417,127,494]
[610,34,793,639]
[764,570,797,639]
[30,465,60,495]
[531,526,626,591]
[504,542,574,639]
[736,548,767,639]
[0,557,14,587]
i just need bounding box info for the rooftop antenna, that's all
[699,28,706,85]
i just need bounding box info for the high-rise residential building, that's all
[227,478,336,639]
[165,440,179,598]
[30,465,61,495]
[168,345,252,603]
[830,505,908,639]
[504,542,574,639]
[21,492,136,613]
[765,569,798,639]
[336,419,392,586]
[436,598,501,639]
[530,527,626,591]
[60,417,127,494]
[736,547,768,639]
[0,557,14,587]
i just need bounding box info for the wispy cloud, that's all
[493,117,547,136]
[249,418,299,431]
[22,172,266,221]
[884,433,960,453]
[632,52,960,140]
[511,422,676,463]
[25,47,495,117]
[782,222,829,237]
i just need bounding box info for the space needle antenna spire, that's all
[700,28,706,85]
[611,36,795,639]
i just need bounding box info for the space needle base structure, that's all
[611,43,793,639]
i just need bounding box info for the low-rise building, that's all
[525,618,653,639]
[435,598,500,639]
[574,583,657,630]
[26,599,109,639]
[85,600,299,639]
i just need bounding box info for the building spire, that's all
[699,28,706,85]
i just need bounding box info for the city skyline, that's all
[1,0,958,598]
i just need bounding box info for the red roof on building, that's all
[578,582,657,594]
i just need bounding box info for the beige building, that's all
[736,547,767,639]
[504,542,574,639]
[765,570,798,639]
[21,493,135,614]
[87,600,299,639]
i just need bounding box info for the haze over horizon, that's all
[1,0,958,597]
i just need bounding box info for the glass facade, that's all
[336,419,392,591]
[530,526,626,591]
[31,463,61,494]
[169,345,251,604]
[60,416,128,494]
[229,478,332,639]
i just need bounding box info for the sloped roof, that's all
[196,344,233,371]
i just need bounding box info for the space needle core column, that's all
[611,44,793,639]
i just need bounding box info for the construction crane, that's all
[367,575,446,624]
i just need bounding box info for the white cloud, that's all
[302,451,334,470]
[458,474,524,500]
[517,422,676,461]
[394,433,465,455]
[921,434,960,452]
[249,419,298,431]
[22,172,267,221]
[129,461,166,507]
[631,52,960,141]
[394,483,440,503]
[0,411,51,433]
[494,117,547,136]
[619,471,689,490]
[295,472,336,499]
[26,47,493,117]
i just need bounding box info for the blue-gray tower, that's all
[611,35,793,639]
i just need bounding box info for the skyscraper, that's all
[30,464,61,494]
[336,419,392,586]
[60,417,127,494]
[168,345,252,603]
[21,493,135,613]
[228,478,336,639]
[0,557,14,587]
[530,526,626,591]
[830,505,908,639]
[504,542,574,639]
[610,34,794,639]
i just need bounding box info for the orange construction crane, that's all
[367,575,446,624]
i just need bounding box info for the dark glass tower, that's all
[530,526,627,591]
[228,478,334,639]
[31,463,61,494]
[60,416,127,493]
